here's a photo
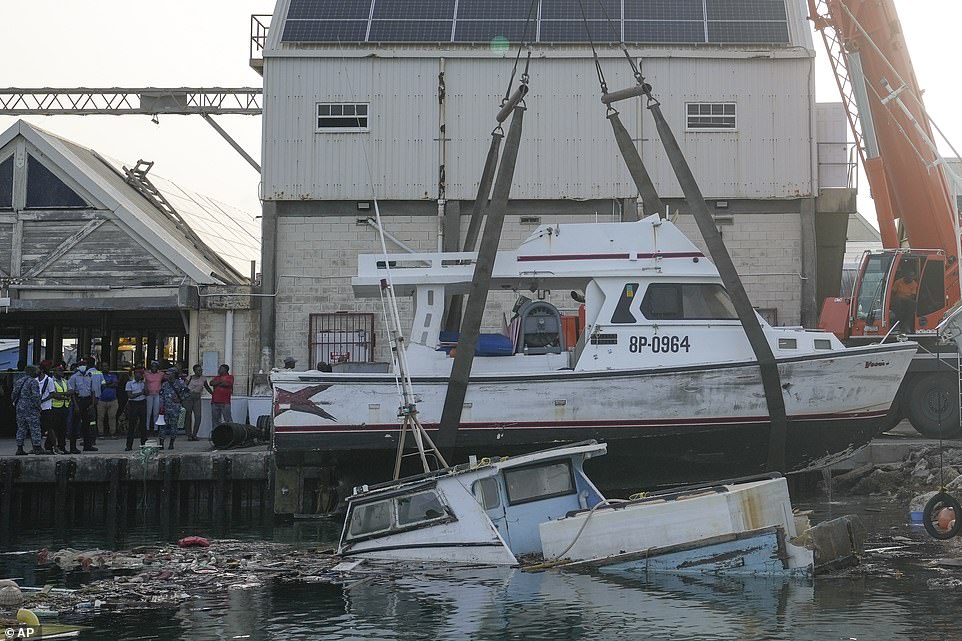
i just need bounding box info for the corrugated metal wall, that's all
[263,52,815,202]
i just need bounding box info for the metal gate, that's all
[308,312,375,366]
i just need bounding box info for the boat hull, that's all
[272,343,916,492]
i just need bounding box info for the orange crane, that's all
[810,0,962,437]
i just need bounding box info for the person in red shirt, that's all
[210,364,234,426]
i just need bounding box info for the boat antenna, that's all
[336,42,448,477]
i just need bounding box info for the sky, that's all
[2,1,960,229]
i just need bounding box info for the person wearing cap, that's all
[283,356,297,370]
[124,367,148,451]
[158,367,190,449]
[12,365,43,455]
[67,363,98,453]
[144,360,164,436]
[48,366,71,454]
[96,361,119,438]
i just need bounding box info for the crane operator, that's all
[891,262,919,332]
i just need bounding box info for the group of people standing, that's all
[12,359,234,455]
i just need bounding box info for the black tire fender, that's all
[906,373,962,439]
[923,491,962,540]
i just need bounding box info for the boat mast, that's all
[371,201,449,477]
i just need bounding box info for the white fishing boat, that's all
[335,440,814,577]
[272,216,917,490]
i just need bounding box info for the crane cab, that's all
[820,249,949,342]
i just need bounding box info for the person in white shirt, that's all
[37,361,56,453]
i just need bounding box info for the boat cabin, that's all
[337,442,608,565]
[352,217,846,375]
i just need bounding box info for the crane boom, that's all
[812,0,959,266]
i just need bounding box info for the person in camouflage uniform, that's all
[158,367,189,450]
[13,365,43,455]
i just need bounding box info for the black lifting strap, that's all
[646,94,788,472]
[444,127,504,332]
[607,109,665,218]
[437,103,527,454]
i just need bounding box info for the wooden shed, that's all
[0,120,260,369]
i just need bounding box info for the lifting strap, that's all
[646,92,789,472]
[576,0,788,470]
[437,0,539,454]
[437,102,527,454]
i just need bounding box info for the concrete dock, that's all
[0,436,273,545]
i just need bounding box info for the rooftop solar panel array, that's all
[280,0,791,45]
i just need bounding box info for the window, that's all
[316,102,369,131]
[0,156,12,209]
[686,103,736,131]
[855,254,893,322]
[814,339,833,350]
[505,461,575,505]
[348,500,393,538]
[640,284,738,321]
[25,155,87,209]
[777,338,797,350]
[473,477,501,511]
[396,491,446,526]
[611,283,639,324]
[917,259,945,317]
[309,312,375,367]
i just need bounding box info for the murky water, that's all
[2,496,961,640]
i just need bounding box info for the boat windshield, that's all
[855,254,894,322]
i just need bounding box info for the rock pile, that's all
[832,446,962,499]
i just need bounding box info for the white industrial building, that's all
[253,0,855,369]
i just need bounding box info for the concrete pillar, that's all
[44,326,55,361]
[134,335,144,367]
[146,333,157,364]
[109,329,119,370]
[189,309,200,369]
[32,327,41,365]
[18,327,28,368]
[259,200,278,372]
[51,326,63,364]
[800,198,819,328]
[225,310,235,368]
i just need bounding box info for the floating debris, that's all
[21,540,343,614]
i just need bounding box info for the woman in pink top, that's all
[143,360,165,435]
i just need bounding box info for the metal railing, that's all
[817,141,859,191]
[250,14,272,66]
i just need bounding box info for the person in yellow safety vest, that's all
[48,366,71,455]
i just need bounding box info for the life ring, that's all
[923,491,962,540]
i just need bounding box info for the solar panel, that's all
[625,0,705,21]
[282,19,368,42]
[456,0,531,21]
[368,20,453,42]
[454,20,532,43]
[372,0,455,20]
[624,20,706,43]
[540,0,620,21]
[287,0,372,20]
[279,0,793,46]
[706,0,787,22]
[707,20,790,43]
[539,20,617,43]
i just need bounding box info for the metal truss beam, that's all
[0,88,262,115]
